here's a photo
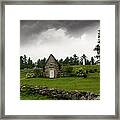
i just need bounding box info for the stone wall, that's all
[20,85,100,100]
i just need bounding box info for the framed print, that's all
[0,0,119,119]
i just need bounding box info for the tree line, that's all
[20,54,95,69]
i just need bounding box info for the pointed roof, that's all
[45,54,60,66]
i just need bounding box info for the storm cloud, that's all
[20,20,99,46]
[20,20,100,61]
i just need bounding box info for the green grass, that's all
[21,76,99,94]
[20,65,100,99]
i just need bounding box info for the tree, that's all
[27,57,34,69]
[40,57,46,68]
[59,58,64,65]
[94,45,100,58]
[36,59,41,68]
[36,58,46,68]
[69,57,74,65]
[73,54,79,65]
[20,56,24,69]
[23,55,27,68]
[90,57,94,65]
[63,57,69,65]
[94,29,100,64]
[80,54,87,65]
[20,55,35,69]
[86,59,90,65]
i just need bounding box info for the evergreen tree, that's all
[27,57,33,69]
[20,56,24,69]
[73,54,79,65]
[36,59,41,68]
[40,57,46,68]
[69,57,74,65]
[94,29,100,64]
[23,55,27,68]
[86,59,90,65]
[90,57,94,65]
[80,54,87,65]
[63,57,69,65]
[59,58,64,65]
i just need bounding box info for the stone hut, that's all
[44,54,61,78]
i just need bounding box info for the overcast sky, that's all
[20,20,100,62]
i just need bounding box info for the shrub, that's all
[62,66,74,77]
[94,68,97,72]
[89,69,95,73]
[65,66,73,73]
[61,66,88,78]
[72,65,100,73]
[32,68,43,77]
[75,68,87,78]
[26,68,43,78]
[26,73,35,78]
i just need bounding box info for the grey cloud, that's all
[20,20,100,46]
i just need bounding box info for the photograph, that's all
[20,20,100,100]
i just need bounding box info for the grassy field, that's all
[20,65,100,100]
[21,74,100,93]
